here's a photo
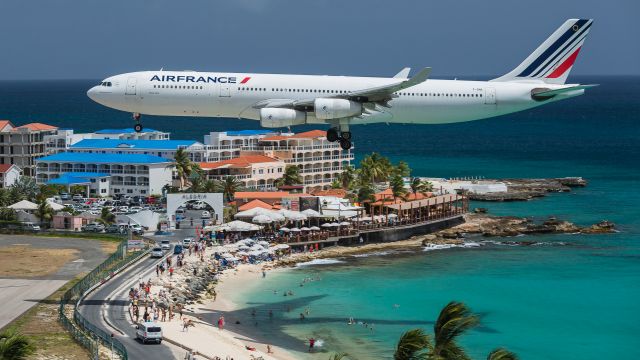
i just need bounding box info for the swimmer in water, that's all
[393,304,400,308]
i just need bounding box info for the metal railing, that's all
[59,237,150,360]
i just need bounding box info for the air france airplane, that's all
[88,19,595,150]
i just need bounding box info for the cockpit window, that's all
[100,81,112,87]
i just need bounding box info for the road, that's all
[78,211,202,360]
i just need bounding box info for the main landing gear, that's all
[326,127,352,150]
[133,113,143,133]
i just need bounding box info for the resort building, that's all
[44,128,170,153]
[0,164,21,188]
[202,130,274,162]
[67,138,207,162]
[0,121,58,176]
[35,152,173,196]
[244,130,354,191]
[199,155,285,191]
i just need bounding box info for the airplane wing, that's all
[393,67,411,79]
[252,67,431,111]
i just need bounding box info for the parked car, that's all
[173,244,183,255]
[150,247,164,258]
[160,240,171,251]
[105,224,122,233]
[130,206,143,213]
[72,194,84,201]
[82,223,105,232]
[129,224,144,235]
[201,211,211,219]
[22,222,41,231]
[192,201,207,210]
[60,192,71,201]
[136,322,162,344]
[182,238,193,247]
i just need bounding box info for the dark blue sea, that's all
[1,76,639,359]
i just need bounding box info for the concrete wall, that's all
[337,215,465,246]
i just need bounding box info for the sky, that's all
[0,0,637,80]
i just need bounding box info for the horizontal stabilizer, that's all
[531,84,598,100]
[393,67,411,79]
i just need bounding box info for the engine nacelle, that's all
[314,98,362,120]
[259,108,306,128]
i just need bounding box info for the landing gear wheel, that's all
[339,138,352,150]
[327,128,339,142]
[134,123,143,133]
[341,131,352,141]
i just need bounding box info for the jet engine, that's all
[314,98,362,120]
[259,108,306,128]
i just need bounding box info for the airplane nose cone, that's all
[87,86,98,102]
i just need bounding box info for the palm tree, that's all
[339,165,357,190]
[276,165,303,187]
[173,148,196,190]
[35,199,54,227]
[330,179,342,189]
[430,301,479,360]
[359,153,393,183]
[409,177,433,198]
[97,207,116,225]
[356,182,376,204]
[217,176,245,203]
[0,330,34,359]
[0,207,17,221]
[395,160,412,177]
[328,352,349,360]
[390,173,408,202]
[9,177,39,202]
[394,328,431,360]
[487,348,519,360]
[201,179,219,193]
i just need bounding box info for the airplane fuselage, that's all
[88,70,583,126]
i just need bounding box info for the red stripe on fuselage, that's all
[546,47,582,79]
[240,77,251,84]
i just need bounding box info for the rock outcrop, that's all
[468,177,587,202]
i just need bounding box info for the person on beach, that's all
[169,266,174,277]
[262,270,266,278]
[308,338,316,352]
[182,318,190,332]
[267,344,273,354]
[217,315,225,330]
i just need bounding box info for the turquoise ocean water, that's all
[1,76,638,358]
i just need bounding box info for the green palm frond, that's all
[487,348,519,360]
[0,329,34,360]
[431,301,479,360]
[394,328,431,360]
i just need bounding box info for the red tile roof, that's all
[261,130,327,142]
[16,122,57,131]
[0,164,16,173]
[238,199,273,211]
[0,120,14,131]
[199,155,280,170]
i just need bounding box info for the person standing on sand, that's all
[217,315,225,330]
[267,344,273,354]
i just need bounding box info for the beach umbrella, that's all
[301,209,322,218]
[300,227,311,231]
[321,223,333,228]
[359,216,373,221]
[278,209,308,221]
[309,226,321,231]
[339,221,351,226]
[252,214,273,224]
[273,244,290,250]
[258,240,270,247]
[329,222,341,227]
[388,214,398,218]
[279,227,290,232]
[290,227,301,232]
[224,220,263,232]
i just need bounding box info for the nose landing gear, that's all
[326,127,352,150]
[133,113,143,133]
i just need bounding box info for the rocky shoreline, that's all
[436,213,615,239]
[468,177,587,201]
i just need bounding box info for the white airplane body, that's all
[88,19,596,149]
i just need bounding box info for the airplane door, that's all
[219,84,230,97]
[484,88,496,105]
[126,77,137,95]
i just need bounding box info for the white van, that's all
[136,322,162,344]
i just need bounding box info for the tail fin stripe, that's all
[538,36,586,78]
[531,21,592,77]
[546,47,582,78]
[517,19,589,77]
